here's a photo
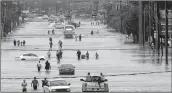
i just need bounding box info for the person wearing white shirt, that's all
[37,61,42,72]
[98,73,105,87]
[21,79,27,92]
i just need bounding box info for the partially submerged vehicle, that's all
[43,79,71,92]
[16,53,45,61]
[63,25,75,38]
[80,76,109,92]
[58,64,75,75]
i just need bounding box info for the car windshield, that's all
[50,80,68,86]
[60,64,73,68]
[23,54,30,56]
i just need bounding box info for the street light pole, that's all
[56,2,57,16]
[139,1,143,45]
[165,1,168,64]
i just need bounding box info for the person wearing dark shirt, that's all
[52,29,55,35]
[45,61,51,71]
[95,52,99,59]
[48,30,50,35]
[23,40,26,46]
[79,34,82,41]
[59,50,63,59]
[77,50,81,60]
[49,41,53,49]
[42,78,48,87]
[31,77,39,90]
[86,51,89,59]
[91,30,93,35]
[13,39,16,46]
[56,50,61,62]
[49,37,52,42]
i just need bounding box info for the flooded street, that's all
[1,17,171,92]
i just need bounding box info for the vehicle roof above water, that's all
[64,25,75,28]
[60,64,74,68]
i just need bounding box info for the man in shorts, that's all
[31,77,39,90]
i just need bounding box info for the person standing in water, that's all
[13,39,16,46]
[21,79,27,92]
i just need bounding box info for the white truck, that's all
[63,25,75,38]
[80,76,109,92]
[43,79,71,92]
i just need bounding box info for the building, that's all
[154,10,172,38]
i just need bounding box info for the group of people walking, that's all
[47,49,63,63]
[56,50,63,63]
[91,21,100,25]
[49,37,53,49]
[75,34,82,41]
[48,29,55,35]
[13,39,26,46]
[21,77,48,92]
[37,60,51,72]
[21,72,105,92]
[76,50,99,60]
[90,30,100,35]
[49,37,63,50]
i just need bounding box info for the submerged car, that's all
[19,53,45,61]
[55,23,63,29]
[43,15,49,19]
[80,76,109,92]
[58,64,75,75]
[63,25,75,38]
[43,79,71,92]
[68,21,80,28]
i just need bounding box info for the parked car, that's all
[80,76,109,92]
[58,64,75,75]
[43,79,71,92]
[18,53,45,61]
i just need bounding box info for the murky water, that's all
[1,18,171,92]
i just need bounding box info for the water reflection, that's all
[165,64,170,71]
[45,70,51,74]
[130,46,171,66]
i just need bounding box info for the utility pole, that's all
[155,1,160,55]
[165,1,168,64]
[56,4,57,16]
[139,1,143,45]
[0,1,2,39]
[143,4,145,46]
[120,1,123,33]
[148,1,152,45]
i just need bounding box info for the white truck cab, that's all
[43,79,71,92]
